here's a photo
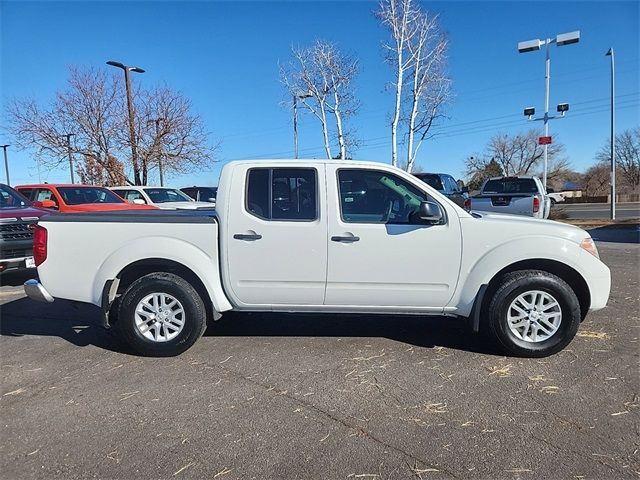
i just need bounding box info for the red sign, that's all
[538,136,552,145]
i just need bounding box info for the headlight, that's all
[580,237,599,259]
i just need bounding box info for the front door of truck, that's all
[224,164,327,308]
[325,166,462,309]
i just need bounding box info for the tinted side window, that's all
[18,188,34,200]
[338,169,428,224]
[181,188,196,200]
[246,168,317,221]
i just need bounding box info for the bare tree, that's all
[582,161,610,197]
[6,67,127,184]
[377,0,420,167]
[465,130,569,184]
[377,0,451,171]
[133,85,216,185]
[404,12,450,172]
[281,41,359,159]
[595,127,640,188]
[487,130,566,176]
[6,66,216,185]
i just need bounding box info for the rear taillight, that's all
[464,198,472,210]
[533,196,540,213]
[33,225,47,266]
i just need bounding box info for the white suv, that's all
[110,186,213,210]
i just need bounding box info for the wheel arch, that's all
[481,259,590,322]
[106,258,223,326]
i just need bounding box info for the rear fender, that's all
[91,236,233,314]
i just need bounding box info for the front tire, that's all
[115,272,207,356]
[485,270,581,357]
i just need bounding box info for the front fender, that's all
[92,236,233,314]
[451,235,583,316]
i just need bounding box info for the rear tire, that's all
[485,270,581,357]
[115,272,207,357]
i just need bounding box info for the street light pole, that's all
[542,38,551,189]
[518,31,580,190]
[64,133,75,184]
[293,92,312,159]
[0,145,10,186]
[106,60,145,185]
[606,48,616,220]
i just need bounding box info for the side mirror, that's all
[34,200,57,209]
[418,201,444,223]
[131,199,146,205]
[461,186,469,193]
[207,198,216,203]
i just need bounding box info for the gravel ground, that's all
[1,242,638,479]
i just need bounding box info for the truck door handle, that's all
[233,233,262,241]
[331,235,360,243]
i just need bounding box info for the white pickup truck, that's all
[24,160,610,358]
[470,176,551,218]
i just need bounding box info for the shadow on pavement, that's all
[0,297,502,356]
[588,224,640,244]
[0,297,128,353]
[208,311,500,355]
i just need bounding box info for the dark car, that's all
[0,184,49,273]
[180,186,217,203]
[413,173,469,209]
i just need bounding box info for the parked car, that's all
[180,186,217,204]
[16,184,157,213]
[469,176,551,219]
[0,184,49,273]
[111,186,213,210]
[546,188,565,206]
[413,173,470,209]
[25,160,610,358]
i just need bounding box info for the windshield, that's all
[144,188,193,203]
[57,187,125,205]
[0,184,31,209]
[482,178,538,194]
[414,174,444,191]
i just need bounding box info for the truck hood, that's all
[153,201,215,210]
[0,206,49,220]
[470,210,588,244]
[64,203,157,212]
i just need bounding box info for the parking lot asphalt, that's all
[1,242,639,480]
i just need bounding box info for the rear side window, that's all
[483,178,538,194]
[414,174,444,191]
[246,168,317,221]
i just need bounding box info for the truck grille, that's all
[0,248,30,259]
[0,222,35,241]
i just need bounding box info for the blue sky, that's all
[1,0,638,187]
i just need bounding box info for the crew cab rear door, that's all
[325,166,462,309]
[223,164,327,308]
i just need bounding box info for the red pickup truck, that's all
[15,184,157,213]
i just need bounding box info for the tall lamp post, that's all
[106,60,145,185]
[147,118,165,186]
[293,92,312,158]
[606,48,616,220]
[518,31,580,189]
[0,145,10,186]
[64,133,76,184]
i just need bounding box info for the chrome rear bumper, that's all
[24,279,54,303]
